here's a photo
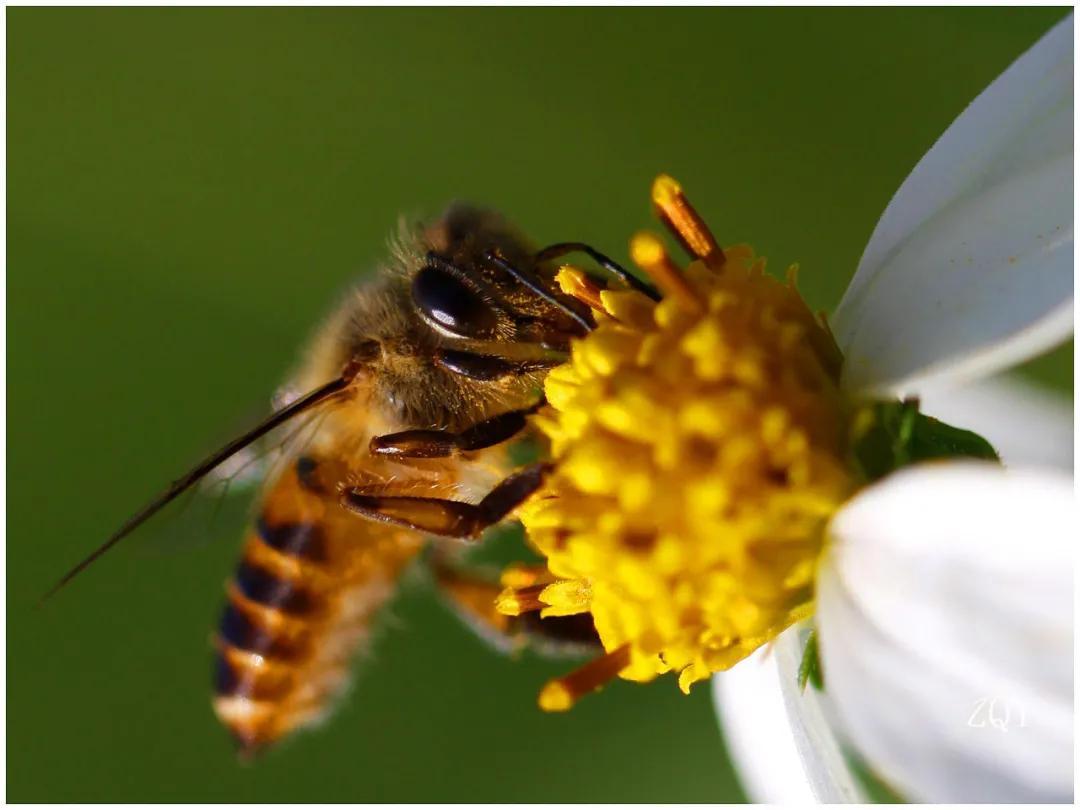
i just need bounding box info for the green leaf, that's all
[850,398,999,483]
[909,413,999,462]
[847,754,907,803]
[797,629,824,692]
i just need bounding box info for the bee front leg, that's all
[369,401,543,459]
[341,463,550,539]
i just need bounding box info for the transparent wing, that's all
[44,374,354,601]
[140,392,342,556]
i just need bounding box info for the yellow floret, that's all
[501,176,854,705]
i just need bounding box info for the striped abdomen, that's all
[212,456,423,756]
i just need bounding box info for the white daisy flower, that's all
[714,14,1074,802]
[487,14,1071,804]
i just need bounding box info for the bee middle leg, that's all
[369,399,544,459]
[341,462,550,539]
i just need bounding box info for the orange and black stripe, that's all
[212,455,423,757]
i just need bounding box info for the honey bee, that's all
[48,204,655,757]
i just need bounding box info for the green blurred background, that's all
[8,7,1072,802]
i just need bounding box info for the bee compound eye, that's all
[412,265,500,339]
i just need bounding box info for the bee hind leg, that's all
[428,551,602,657]
[341,463,551,539]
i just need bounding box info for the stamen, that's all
[537,578,591,617]
[494,583,548,616]
[538,644,632,712]
[555,266,605,311]
[651,174,723,264]
[630,232,704,312]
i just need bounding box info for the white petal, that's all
[833,15,1073,396]
[818,462,1075,802]
[712,625,865,803]
[918,372,1074,470]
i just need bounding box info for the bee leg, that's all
[482,249,595,334]
[341,463,550,539]
[369,399,544,459]
[427,550,602,657]
[536,241,661,301]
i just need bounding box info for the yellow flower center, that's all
[500,176,856,709]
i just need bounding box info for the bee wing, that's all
[140,402,332,556]
[43,373,355,602]
[198,385,334,497]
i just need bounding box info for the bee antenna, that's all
[39,369,359,605]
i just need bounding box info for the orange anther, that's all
[630,232,704,313]
[555,266,605,311]
[651,174,723,264]
[537,644,632,712]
